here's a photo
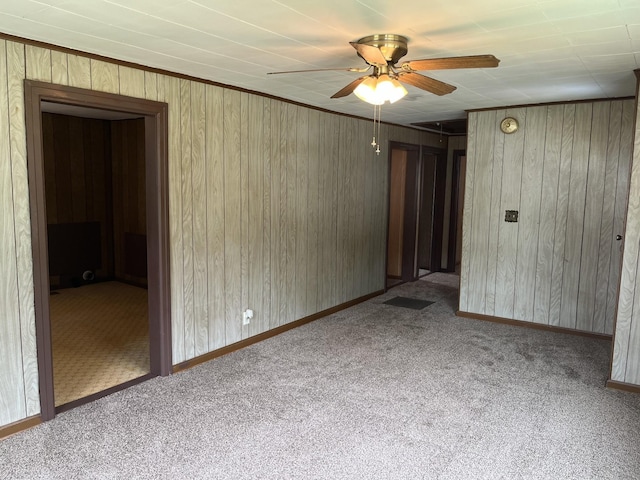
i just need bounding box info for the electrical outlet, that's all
[242,309,254,325]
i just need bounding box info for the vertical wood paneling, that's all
[320,111,339,309]
[595,102,623,334]
[484,110,506,316]
[118,66,145,98]
[90,59,119,94]
[144,71,158,101]
[337,117,355,304]
[458,113,477,312]
[223,89,242,343]
[330,115,341,305]
[41,114,57,223]
[284,104,297,324]
[190,81,208,356]
[164,75,185,364]
[0,40,26,425]
[7,41,39,416]
[43,113,112,282]
[612,96,640,382]
[514,106,546,321]
[306,110,320,314]
[363,122,376,295]
[69,117,87,221]
[269,99,282,329]
[626,254,640,383]
[346,119,359,301]
[295,108,309,318]
[354,121,367,298]
[261,98,272,332]
[576,102,610,332]
[533,105,564,325]
[205,84,225,350]
[278,103,289,327]
[111,121,124,276]
[608,101,634,333]
[67,54,91,89]
[25,45,51,82]
[462,100,633,340]
[559,103,593,329]
[375,124,389,291]
[240,93,250,339]
[248,94,264,336]
[549,105,576,326]
[180,79,195,358]
[50,50,68,85]
[466,111,495,314]
[111,118,147,284]
[136,120,145,233]
[371,132,384,292]
[52,116,72,223]
[494,108,526,318]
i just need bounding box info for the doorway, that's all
[447,150,466,273]
[416,149,447,275]
[24,81,172,421]
[386,142,446,288]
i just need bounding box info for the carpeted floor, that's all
[50,281,149,406]
[2,275,640,479]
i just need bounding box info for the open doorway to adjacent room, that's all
[386,142,446,289]
[43,105,150,409]
[25,81,171,420]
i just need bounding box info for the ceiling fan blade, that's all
[268,66,369,75]
[350,42,388,65]
[330,76,367,99]
[398,72,456,96]
[403,54,499,71]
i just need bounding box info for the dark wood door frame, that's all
[401,146,421,282]
[24,80,172,421]
[420,146,447,273]
[446,149,465,272]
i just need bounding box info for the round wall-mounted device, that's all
[500,117,519,134]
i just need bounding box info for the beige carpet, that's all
[420,271,460,288]
[5,276,638,479]
[50,281,149,406]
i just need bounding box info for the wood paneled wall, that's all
[0,38,441,427]
[111,118,147,284]
[460,100,634,335]
[42,112,113,282]
[611,78,640,385]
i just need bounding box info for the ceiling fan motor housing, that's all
[356,34,408,64]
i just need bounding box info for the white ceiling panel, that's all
[0,0,638,126]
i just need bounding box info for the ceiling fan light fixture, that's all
[354,76,384,105]
[388,78,408,104]
[354,74,408,105]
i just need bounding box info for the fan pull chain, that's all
[371,103,377,147]
[375,104,381,155]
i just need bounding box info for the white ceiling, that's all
[1,0,639,126]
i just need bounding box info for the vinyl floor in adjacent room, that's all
[50,281,149,406]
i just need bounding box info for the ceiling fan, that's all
[268,34,499,102]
